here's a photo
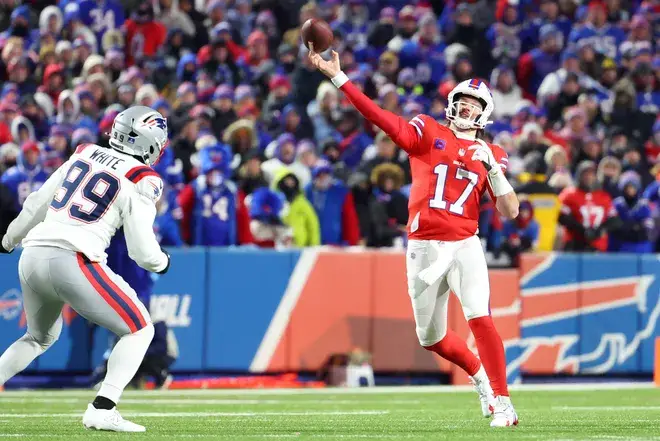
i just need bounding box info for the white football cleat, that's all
[490,396,519,428]
[83,404,146,432]
[471,376,495,417]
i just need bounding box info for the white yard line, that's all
[0,398,419,405]
[553,406,660,411]
[0,410,390,418]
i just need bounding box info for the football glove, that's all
[468,139,499,173]
[468,140,513,197]
[0,236,13,254]
[157,246,171,274]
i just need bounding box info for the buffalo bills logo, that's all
[434,138,446,150]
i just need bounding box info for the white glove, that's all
[468,139,513,197]
[468,139,499,174]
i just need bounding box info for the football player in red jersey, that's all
[558,160,621,251]
[309,46,520,427]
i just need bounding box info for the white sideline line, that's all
[553,406,660,411]
[0,398,420,405]
[5,382,651,397]
[0,410,389,418]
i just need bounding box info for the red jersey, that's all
[558,187,616,251]
[124,20,167,66]
[338,81,508,241]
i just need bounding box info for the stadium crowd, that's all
[0,0,658,264]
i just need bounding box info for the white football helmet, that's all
[446,79,494,130]
[109,105,168,165]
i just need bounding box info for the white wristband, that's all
[331,71,349,88]
[487,168,514,197]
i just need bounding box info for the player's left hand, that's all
[468,140,498,173]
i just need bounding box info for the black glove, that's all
[584,228,600,242]
[157,246,171,275]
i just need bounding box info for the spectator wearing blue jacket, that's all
[611,171,653,253]
[0,141,48,211]
[305,163,360,246]
[499,200,540,264]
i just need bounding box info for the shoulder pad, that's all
[126,166,160,184]
[135,175,164,203]
[74,143,93,154]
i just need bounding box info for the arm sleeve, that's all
[2,161,69,251]
[123,177,169,273]
[337,80,424,155]
[341,191,361,246]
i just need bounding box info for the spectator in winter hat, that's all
[305,162,360,246]
[277,43,297,74]
[39,6,63,36]
[378,83,400,114]
[117,84,135,108]
[33,93,55,121]
[177,53,198,83]
[490,65,523,120]
[38,63,65,106]
[559,106,591,143]
[546,72,582,124]
[361,131,410,183]
[263,74,292,131]
[240,30,269,68]
[227,0,256,46]
[262,133,311,187]
[610,170,654,253]
[105,48,125,83]
[596,155,621,197]
[44,124,69,173]
[235,149,267,195]
[544,144,570,176]
[600,57,618,88]
[135,83,159,107]
[296,139,318,169]
[334,107,374,170]
[71,127,97,148]
[307,81,340,144]
[19,95,50,141]
[271,167,320,247]
[7,57,36,96]
[223,118,258,160]
[11,116,36,144]
[372,51,399,87]
[280,104,310,140]
[209,85,236,134]
[1,140,49,210]
[234,84,256,113]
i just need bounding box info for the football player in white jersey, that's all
[0,106,171,432]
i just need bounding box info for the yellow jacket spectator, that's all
[272,167,321,247]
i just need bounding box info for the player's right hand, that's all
[308,42,341,79]
[0,237,13,254]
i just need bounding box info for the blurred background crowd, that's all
[0,0,658,267]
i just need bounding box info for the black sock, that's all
[92,396,116,410]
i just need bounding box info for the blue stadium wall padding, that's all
[152,247,207,371]
[578,254,640,373]
[639,255,660,372]
[204,249,299,371]
[0,250,38,371]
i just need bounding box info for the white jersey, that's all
[2,143,168,272]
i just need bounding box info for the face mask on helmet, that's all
[449,95,484,130]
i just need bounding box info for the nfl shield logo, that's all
[434,138,446,150]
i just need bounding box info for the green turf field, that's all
[0,384,658,440]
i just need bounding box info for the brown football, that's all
[301,18,334,53]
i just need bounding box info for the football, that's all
[301,18,334,53]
